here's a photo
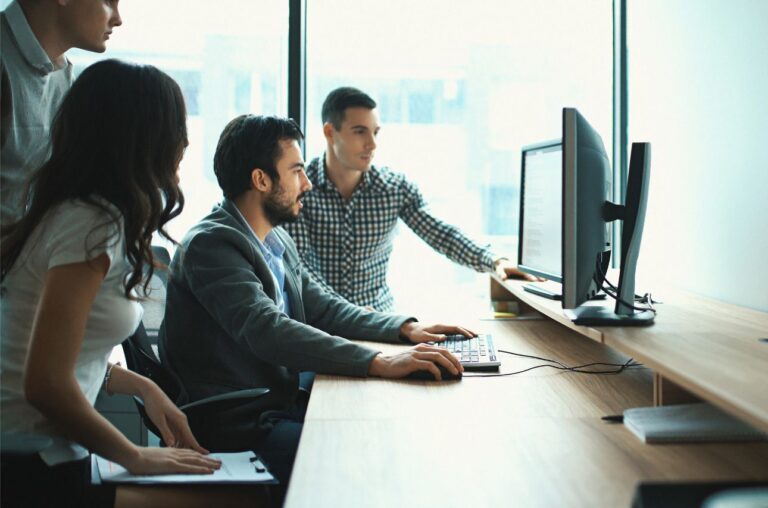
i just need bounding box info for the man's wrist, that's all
[493,256,509,268]
[399,319,418,341]
[368,353,385,376]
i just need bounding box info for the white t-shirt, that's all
[0,199,143,465]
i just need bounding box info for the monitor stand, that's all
[565,306,655,326]
[566,142,655,327]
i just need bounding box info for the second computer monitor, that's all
[517,140,563,282]
[562,107,613,310]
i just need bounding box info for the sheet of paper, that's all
[93,451,275,484]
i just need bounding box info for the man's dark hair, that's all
[213,115,304,200]
[321,87,376,130]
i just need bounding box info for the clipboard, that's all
[91,451,276,484]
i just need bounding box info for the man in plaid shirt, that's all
[284,87,538,311]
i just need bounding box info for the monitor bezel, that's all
[562,109,579,308]
[561,107,613,310]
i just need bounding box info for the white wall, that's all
[629,0,768,311]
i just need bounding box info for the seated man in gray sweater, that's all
[160,115,471,486]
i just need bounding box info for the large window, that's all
[2,0,615,312]
[626,0,768,310]
[67,1,289,244]
[306,0,613,311]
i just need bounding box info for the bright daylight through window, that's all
[306,0,612,311]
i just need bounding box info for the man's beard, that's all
[264,186,302,226]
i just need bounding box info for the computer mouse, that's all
[405,364,462,381]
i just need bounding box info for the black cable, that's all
[602,272,619,291]
[496,349,569,369]
[603,285,656,313]
[594,259,657,314]
[601,276,659,305]
[463,350,645,378]
[498,349,644,370]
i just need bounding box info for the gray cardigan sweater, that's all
[159,199,411,407]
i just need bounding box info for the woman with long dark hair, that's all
[0,59,259,507]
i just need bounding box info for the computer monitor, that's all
[517,140,563,282]
[561,107,655,325]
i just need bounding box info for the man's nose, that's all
[112,7,123,27]
[302,171,313,192]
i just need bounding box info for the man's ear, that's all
[250,168,272,192]
[322,122,336,144]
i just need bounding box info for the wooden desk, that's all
[285,299,768,508]
[490,275,768,433]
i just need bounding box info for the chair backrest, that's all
[150,245,171,286]
[123,245,187,404]
[142,245,171,340]
[122,323,183,404]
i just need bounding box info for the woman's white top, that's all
[0,199,143,465]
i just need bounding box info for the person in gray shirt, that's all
[161,115,470,486]
[1,0,122,226]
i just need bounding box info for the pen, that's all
[601,414,624,423]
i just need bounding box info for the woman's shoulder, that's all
[48,197,121,228]
[40,197,124,254]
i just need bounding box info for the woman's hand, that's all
[140,381,208,454]
[122,446,222,475]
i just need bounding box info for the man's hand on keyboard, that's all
[399,322,476,344]
[367,344,463,379]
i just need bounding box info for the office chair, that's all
[122,324,278,451]
[121,246,280,451]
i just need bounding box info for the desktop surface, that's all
[285,307,768,508]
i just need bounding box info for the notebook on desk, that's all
[623,403,767,444]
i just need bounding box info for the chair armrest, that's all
[180,388,270,412]
[132,388,278,450]
[179,387,279,422]
[131,396,162,438]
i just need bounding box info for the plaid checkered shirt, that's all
[283,156,498,312]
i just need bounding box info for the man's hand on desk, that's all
[399,321,476,344]
[367,344,463,380]
[494,258,545,282]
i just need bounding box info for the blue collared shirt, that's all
[230,202,291,315]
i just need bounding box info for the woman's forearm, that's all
[26,373,140,466]
[104,363,156,399]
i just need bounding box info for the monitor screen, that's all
[518,140,563,282]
